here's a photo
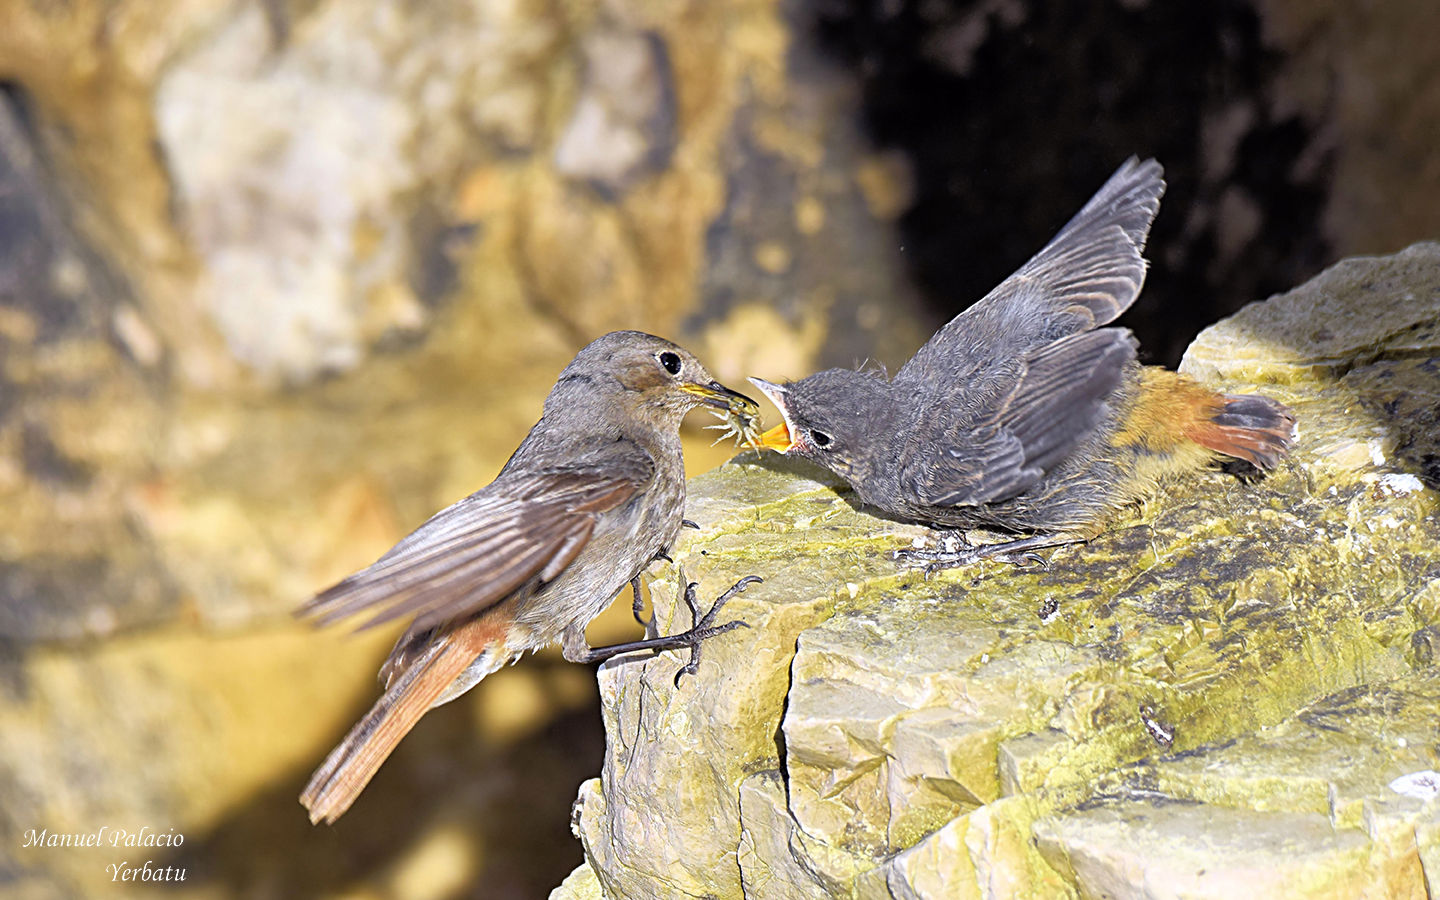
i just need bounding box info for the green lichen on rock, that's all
[554,245,1440,900]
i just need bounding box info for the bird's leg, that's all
[629,575,655,638]
[630,549,673,638]
[564,574,761,682]
[895,531,1083,576]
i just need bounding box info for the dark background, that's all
[814,0,1332,366]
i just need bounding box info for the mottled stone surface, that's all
[554,29,675,193]
[1181,241,1440,386]
[1032,672,1440,899]
[554,245,1440,899]
[0,89,175,643]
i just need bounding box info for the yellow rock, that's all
[4,621,395,897]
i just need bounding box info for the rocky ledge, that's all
[552,244,1440,900]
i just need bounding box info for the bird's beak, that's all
[747,378,797,453]
[680,380,760,415]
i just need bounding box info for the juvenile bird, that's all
[298,331,761,823]
[749,158,1294,570]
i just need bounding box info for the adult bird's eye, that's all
[811,430,833,448]
[658,351,682,375]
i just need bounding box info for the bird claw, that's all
[632,595,657,638]
[894,545,982,572]
[673,575,760,686]
[1000,551,1048,569]
[579,573,758,673]
[894,541,1050,574]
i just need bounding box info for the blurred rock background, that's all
[0,0,1435,898]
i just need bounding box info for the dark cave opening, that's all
[810,0,1335,366]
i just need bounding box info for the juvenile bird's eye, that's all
[658,352,682,375]
[811,430,833,448]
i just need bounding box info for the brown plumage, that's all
[298,331,761,823]
[748,158,1295,570]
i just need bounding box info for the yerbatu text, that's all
[107,861,186,882]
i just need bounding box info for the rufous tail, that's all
[1187,393,1296,470]
[300,620,499,824]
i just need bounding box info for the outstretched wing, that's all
[897,157,1163,387]
[298,451,653,634]
[898,328,1138,507]
[889,158,1161,509]
[1002,155,1166,334]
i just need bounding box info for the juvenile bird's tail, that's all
[301,619,505,824]
[1187,393,1296,470]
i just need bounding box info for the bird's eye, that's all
[811,430,833,448]
[658,352,682,375]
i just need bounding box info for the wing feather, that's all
[891,158,1162,510]
[901,329,1138,507]
[298,461,650,633]
[896,158,1163,387]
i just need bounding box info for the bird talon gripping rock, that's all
[671,575,760,686]
[672,620,749,687]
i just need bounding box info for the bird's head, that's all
[747,370,893,482]
[556,331,759,431]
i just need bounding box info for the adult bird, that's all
[298,331,761,823]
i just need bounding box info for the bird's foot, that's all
[894,532,1064,577]
[670,575,759,686]
[575,575,760,683]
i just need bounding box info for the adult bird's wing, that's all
[297,452,653,635]
[896,157,1164,387]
